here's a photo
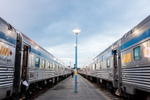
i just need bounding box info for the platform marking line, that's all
[80,75,111,100]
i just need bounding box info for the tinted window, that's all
[42,60,46,68]
[48,62,50,69]
[134,46,141,60]
[35,57,40,68]
[107,59,110,68]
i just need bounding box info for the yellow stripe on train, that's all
[122,53,131,63]
[0,46,9,56]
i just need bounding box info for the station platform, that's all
[35,75,108,100]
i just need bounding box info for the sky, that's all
[0,0,150,68]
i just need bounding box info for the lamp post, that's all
[73,29,81,93]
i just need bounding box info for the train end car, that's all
[0,17,18,99]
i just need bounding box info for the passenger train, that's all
[0,17,71,100]
[79,15,150,99]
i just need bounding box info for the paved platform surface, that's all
[35,75,108,100]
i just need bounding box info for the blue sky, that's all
[1,0,150,68]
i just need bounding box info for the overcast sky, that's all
[1,0,150,68]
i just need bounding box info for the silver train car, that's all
[79,15,150,99]
[0,17,71,100]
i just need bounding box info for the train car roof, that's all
[0,17,16,32]
[83,15,150,68]
[17,31,65,67]
[121,15,150,40]
[21,33,55,57]
[0,17,66,67]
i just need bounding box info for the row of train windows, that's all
[88,46,142,70]
[96,46,141,69]
[99,59,110,69]
[88,59,110,70]
[35,57,62,69]
[89,46,141,70]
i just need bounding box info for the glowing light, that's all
[73,29,81,34]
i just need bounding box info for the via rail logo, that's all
[0,45,12,62]
[143,47,150,58]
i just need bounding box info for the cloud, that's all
[45,32,120,68]
[0,0,150,68]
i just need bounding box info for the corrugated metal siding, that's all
[122,66,150,89]
[0,66,14,87]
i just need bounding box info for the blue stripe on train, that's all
[30,47,62,65]
[121,29,150,51]
[0,31,16,45]
[0,30,62,66]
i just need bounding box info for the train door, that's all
[13,32,22,94]
[22,44,29,82]
[113,49,118,88]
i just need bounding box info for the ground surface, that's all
[35,75,108,100]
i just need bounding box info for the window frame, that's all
[100,61,102,69]
[50,62,53,69]
[54,63,57,70]
[35,57,40,68]
[133,46,141,61]
[58,65,60,70]
[106,59,110,68]
[42,59,46,68]
[47,61,50,69]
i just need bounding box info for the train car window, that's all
[58,65,59,70]
[107,59,110,68]
[134,46,141,60]
[50,62,53,69]
[48,62,50,69]
[35,57,40,68]
[102,56,104,61]
[42,60,46,68]
[55,64,57,70]
[100,62,102,69]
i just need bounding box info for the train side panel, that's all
[121,16,150,95]
[0,18,17,99]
